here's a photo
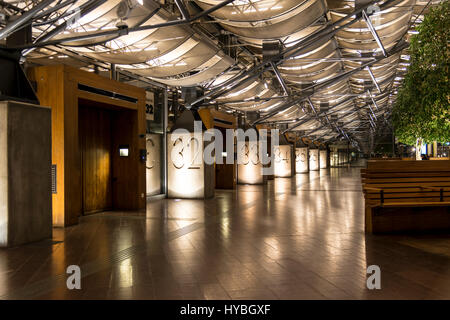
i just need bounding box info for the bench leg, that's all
[365,205,373,233]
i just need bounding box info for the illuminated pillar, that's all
[238,142,264,184]
[168,132,214,199]
[146,134,162,196]
[309,149,319,171]
[274,144,293,177]
[295,147,309,173]
[320,150,328,169]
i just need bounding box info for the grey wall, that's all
[0,101,52,247]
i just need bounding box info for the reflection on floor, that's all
[1,168,450,300]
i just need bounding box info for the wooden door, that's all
[79,106,112,214]
[215,126,236,189]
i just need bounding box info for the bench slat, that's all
[378,201,450,208]
[367,160,450,171]
[364,177,450,183]
[363,187,450,193]
[365,193,449,199]
[362,172,450,178]
[363,182,450,188]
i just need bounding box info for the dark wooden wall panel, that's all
[112,109,141,210]
[79,106,112,214]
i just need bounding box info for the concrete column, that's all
[295,147,309,173]
[309,149,319,171]
[320,150,328,169]
[274,145,293,177]
[167,132,214,199]
[238,141,264,184]
[0,101,52,247]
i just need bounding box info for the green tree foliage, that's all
[392,0,449,145]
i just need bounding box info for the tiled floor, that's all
[1,168,450,300]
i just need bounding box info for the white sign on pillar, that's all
[238,142,263,184]
[320,150,328,169]
[146,134,161,196]
[309,149,319,171]
[145,91,155,121]
[168,132,214,199]
[274,145,292,177]
[295,147,309,173]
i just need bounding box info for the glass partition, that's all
[146,89,167,197]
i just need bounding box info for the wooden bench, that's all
[361,160,450,233]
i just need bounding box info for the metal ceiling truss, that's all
[186,0,398,109]
[251,41,407,126]
[0,0,55,40]
[0,0,430,152]
[23,0,108,56]
[2,0,237,48]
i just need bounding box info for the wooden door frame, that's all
[29,65,146,227]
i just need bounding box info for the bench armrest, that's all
[420,186,442,191]
[420,186,445,201]
[363,187,385,204]
[363,187,383,192]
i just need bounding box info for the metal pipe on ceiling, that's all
[4,0,236,49]
[31,0,79,22]
[0,0,56,40]
[252,41,407,126]
[270,62,289,95]
[23,0,108,56]
[362,9,387,57]
[174,0,190,20]
[186,0,399,109]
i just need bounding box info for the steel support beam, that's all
[282,95,390,144]
[362,9,387,57]
[7,0,236,49]
[366,66,381,93]
[252,41,407,126]
[203,95,288,105]
[186,0,398,109]
[369,91,380,110]
[270,62,289,95]
[175,0,190,20]
[41,45,168,89]
[0,0,55,40]
[277,73,395,134]
[31,0,78,22]
[188,66,273,109]
[23,0,108,56]
[367,103,377,121]
[0,1,25,14]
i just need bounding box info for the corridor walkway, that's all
[1,168,450,299]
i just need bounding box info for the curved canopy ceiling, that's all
[0,0,442,151]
